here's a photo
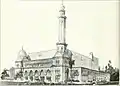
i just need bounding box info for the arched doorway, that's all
[24,71,28,80]
[40,70,45,82]
[34,70,39,81]
[46,69,51,82]
[29,70,33,81]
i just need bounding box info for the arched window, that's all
[34,70,39,75]
[40,70,44,76]
[46,69,51,76]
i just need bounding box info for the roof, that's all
[28,49,73,60]
[16,49,99,70]
[72,51,99,70]
[28,49,56,60]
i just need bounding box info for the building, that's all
[13,3,110,84]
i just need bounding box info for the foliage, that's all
[105,60,119,81]
[1,69,9,80]
[14,70,23,80]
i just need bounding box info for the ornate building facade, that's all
[13,4,110,84]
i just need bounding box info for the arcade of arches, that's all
[24,69,52,82]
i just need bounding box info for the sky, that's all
[1,0,119,72]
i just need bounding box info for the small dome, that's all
[63,49,73,58]
[16,47,27,61]
[67,49,73,56]
[18,49,27,57]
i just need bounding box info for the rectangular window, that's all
[46,76,51,81]
[56,60,60,65]
[55,75,60,82]
[55,70,61,82]
[55,70,60,74]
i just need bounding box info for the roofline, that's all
[79,67,109,74]
[28,49,56,54]
[71,50,98,60]
[15,57,53,63]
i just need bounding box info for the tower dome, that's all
[18,47,27,57]
[16,47,27,61]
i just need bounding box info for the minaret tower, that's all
[53,2,72,83]
[56,2,67,54]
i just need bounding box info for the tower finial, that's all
[22,45,24,50]
[62,0,63,5]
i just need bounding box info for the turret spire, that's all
[58,1,66,44]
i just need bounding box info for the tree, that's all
[1,69,9,80]
[105,60,119,81]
